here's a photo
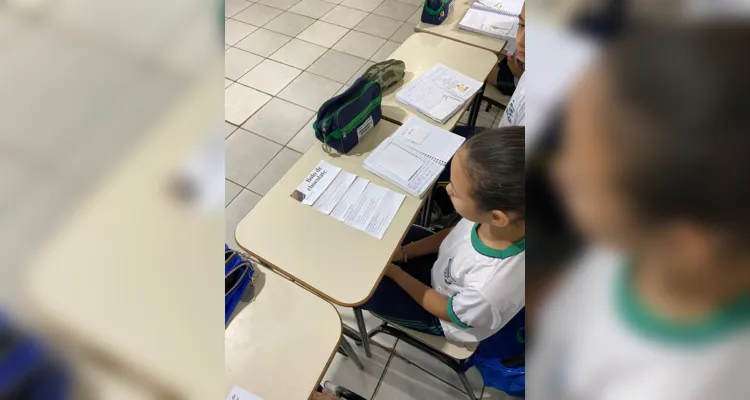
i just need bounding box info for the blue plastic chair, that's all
[463,309,525,398]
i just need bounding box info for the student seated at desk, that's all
[497,4,525,128]
[362,127,525,343]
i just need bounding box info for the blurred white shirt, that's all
[530,248,750,400]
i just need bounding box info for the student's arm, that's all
[392,228,453,262]
[384,264,451,322]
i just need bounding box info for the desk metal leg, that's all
[420,189,433,227]
[353,307,372,358]
[340,336,365,370]
[468,83,486,128]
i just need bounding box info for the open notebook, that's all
[458,0,522,45]
[363,117,466,198]
[395,63,483,124]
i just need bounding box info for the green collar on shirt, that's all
[616,262,750,345]
[471,223,525,259]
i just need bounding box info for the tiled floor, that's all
[224,0,508,398]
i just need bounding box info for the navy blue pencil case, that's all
[313,77,382,154]
[421,0,454,25]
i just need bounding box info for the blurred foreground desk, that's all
[25,70,224,398]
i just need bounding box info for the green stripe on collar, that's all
[471,223,525,259]
[447,296,472,329]
[616,262,750,345]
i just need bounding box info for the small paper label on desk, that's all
[404,127,429,144]
[357,116,374,140]
[291,160,342,205]
[227,386,264,400]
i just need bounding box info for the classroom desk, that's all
[379,33,497,130]
[226,266,342,400]
[235,120,424,357]
[415,0,508,55]
[24,70,224,398]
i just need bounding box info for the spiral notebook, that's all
[363,117,465,198]
[458,0,522,42]
[475,0,524,16]
[395,64,483,124]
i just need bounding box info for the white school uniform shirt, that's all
[430,219,525,343]
[498,73,526,128]
[530,248,750,400]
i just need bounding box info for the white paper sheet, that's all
[365,190,406,239]
[378,143,424,181]
[394,116,466,164]
[227,386,264,400]
[291,161,341,205]
[404,126,429,144]
[331,177,370,222]
[313,170,357,214]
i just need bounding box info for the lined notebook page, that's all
[393,116,466,164]
[377,142,424,181]
[364,136,444,198]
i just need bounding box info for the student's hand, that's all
[508,54,524,78]
[390,246,405,263]
[385,263,402,278]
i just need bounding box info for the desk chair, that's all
[481,84,511,114]
[361,310,525,400]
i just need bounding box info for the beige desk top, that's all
[25,70,224,399]
[380,33,497,130]
[235,120,423,306]
[226,267,341,400]
[415,1,507,55]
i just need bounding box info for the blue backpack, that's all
[463,309,525,397]
[225,246,254,324]
[0,311,70,399]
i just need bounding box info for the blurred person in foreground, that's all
[531,23,750,399]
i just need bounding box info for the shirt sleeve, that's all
[447,287,496,330]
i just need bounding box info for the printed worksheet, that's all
[344,183,389,231]
[365,190,406,239]
[331,177,370,222]
[294,165,406,239]
[313,170,357,214]
[423,63,483,101]
[290,160,341,205]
